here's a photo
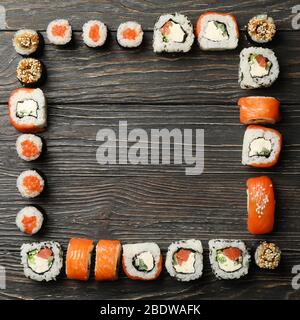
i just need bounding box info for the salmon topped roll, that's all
[17,170,45,198]
[247,176,275,235]
[242,125,282,168]
[66,238,94,281]
[47,19,72,45]
[122,242,162,280]
[8,88,47,133]
[95,240,121,281]
[238,96,281,125]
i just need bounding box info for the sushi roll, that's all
[122,242,162,280]
[117,21,143,48]
[17,170,45,198]
[209,239,250,280]
[195,12,239,50]
[153,13,194,53]
[255,242,281,269]
[82,20,108,48]
[13,29,40,56]
[20,241,63,281]
[165,239,203,282]
[238,96,281,125]
[8,88,47,133]
[66,238,94,281]
[247,176,275,235]
[95,240,121,281]
[16,206,44,235]
[16,58,44,87]
[239,47,279,89]
[247,15,276,44]
[46,19,72,45]
[242,125,282,168]
[16,134,43,161]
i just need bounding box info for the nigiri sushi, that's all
[247,176,275,234]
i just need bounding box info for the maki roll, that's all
[238,96,281,125]
[17,170,45,198]
[255,242,281,269]
[16,206,44,235]
[82,20,108,48]
[16,58,44,87]
[242,125,282,168]
[153,13,194,53]
[209,239,250,280]
[16,134,43,161]
[13,29,40,56]
[8,88,47,133]
[195,12,239,50]
[122,242,162,280]
[46,19,72,45]
[95,240,121,281]
[165,239,203,282]
[247,176,275,235]
[247,15,276,44]
[117,21,143,48]
[20,241,63,281]
[66,238,94,281]
[239,47,279,89]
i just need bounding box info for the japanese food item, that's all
[247,15,276,43]
[46,19,72,45]
[196,12,239,50]
[66,238,94,281]
[82,20,107,48]
[255,242,281,269]
[239,47,279,89]
[20,241,63,281]
[95,240,121,281]
[209,239,250,280]
[122,242,162,280]
[238,96,281,124]
[8,88,47,133]
[242,125,282,168]
[117,21,143,48]
[165,239,203,282]
[153,13,194,53]
[17,170,45,198]
[16,58,43,86]
[247,176,275,235]
[16,206,44,235]
[13,29,40,56]
[16,134,43,161]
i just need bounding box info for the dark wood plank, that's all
[1,0,299,30]
[0,31,299,105]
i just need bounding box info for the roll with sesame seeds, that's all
[247,14,276,44]
[16,58,45,87]
[247,176,275,235]
[255,242,281,269]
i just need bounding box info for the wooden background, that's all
[0,0,300,300]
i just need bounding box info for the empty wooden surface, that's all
[0,0,300,300]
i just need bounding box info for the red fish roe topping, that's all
[21,215,37,235]
[23,175,43,193]
[122,28,138,40]
[21,140,39,158]
[89,24,100,42]
[52,24,67,37]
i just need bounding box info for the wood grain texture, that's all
[0,0,300,300]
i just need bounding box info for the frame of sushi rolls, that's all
[20,238,281,282]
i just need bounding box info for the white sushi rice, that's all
[242,126,281,166]
[165,239,203,282]
[16,206,44,235]
[13,29,39,55]
[239,47,279,89]
[17,169,44,198]
[20,241,63,281]
[16,134,43,161]
[209,239,250,280]
[117,21,143,48]
[9,88,47,132]
[197,13,239,50]
[122,242,161,280]
[82,20,107,47]
[46,19,72,45]
[153,13,194,53]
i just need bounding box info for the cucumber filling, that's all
[204,21,229,42]
[27,248,54,274]
[133,251,154,272]
[216,247,243,272]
